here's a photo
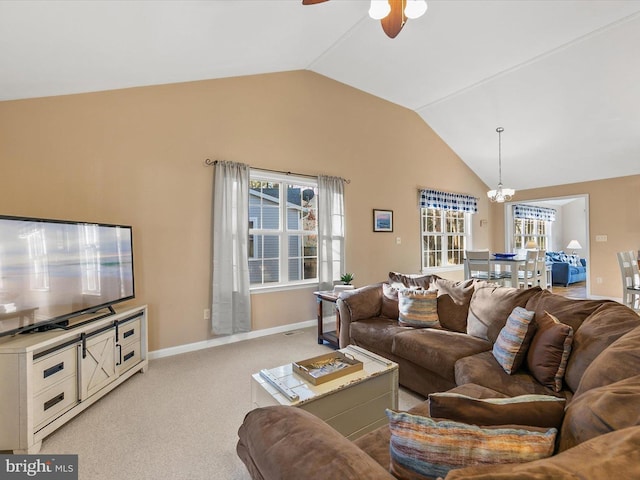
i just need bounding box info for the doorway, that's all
[504,195,589,299]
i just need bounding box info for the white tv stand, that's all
[0,305,148,454]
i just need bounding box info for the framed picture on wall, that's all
[373,209,393,232]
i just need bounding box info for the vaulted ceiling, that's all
[2,1,639,190]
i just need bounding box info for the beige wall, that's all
[0,70,491,351]
[490,175,640,298]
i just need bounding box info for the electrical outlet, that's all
[396,237,401,245]
[204,308,211,320]
[596,277,603,284]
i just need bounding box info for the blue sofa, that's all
[546,251,587,286]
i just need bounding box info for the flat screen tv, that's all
[0,215,134,337]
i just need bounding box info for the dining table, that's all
[489,255,526,287]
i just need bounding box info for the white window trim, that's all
[420,208,471,272]
[248,170,319,291]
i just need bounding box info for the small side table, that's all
[313,291,340,348]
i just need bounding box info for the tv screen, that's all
[0,215,134,337]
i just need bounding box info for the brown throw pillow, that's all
[428,392,566,429]
[434,278,474,332]
[527,311,574,392]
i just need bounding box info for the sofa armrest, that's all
[336,283,384,347]
[237,406,394,480]
[551,262,570,286]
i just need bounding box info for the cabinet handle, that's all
[43,362,64,379]
[44,393,65,411]
[123,351,135,362]
[123,328,134,339]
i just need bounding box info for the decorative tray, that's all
[293,351,363,385]
[493,253,517,259]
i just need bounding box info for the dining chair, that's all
[519,250,545,289]
[617,251,640,312]
[536,249,550,290]
[464,250,509,285]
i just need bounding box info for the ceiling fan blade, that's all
[381,0,406,38]
[302,0,330,4]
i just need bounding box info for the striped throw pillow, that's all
[386,409,557,480]
[398,289,439,328]
[492,306,537,374]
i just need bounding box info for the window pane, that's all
[249,181,280,230]
[448,235,465,265]
[287,185,317,232]
[424,208,441,233]
[249,235,280,285]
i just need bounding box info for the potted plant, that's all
[334,273,355,293]
[340,273,354,285]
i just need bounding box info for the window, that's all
[419,189,477,271]
[421,208,471,269]
[248,172,318,287]
[511,204,556,251]
[513,218,551,251]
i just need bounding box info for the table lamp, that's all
[566,240,582,255]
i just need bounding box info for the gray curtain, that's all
[211,161,251,335]
[318,175,345,291]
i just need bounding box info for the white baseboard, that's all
[148,318,323,360]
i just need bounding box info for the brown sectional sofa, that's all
[237,276,640,479]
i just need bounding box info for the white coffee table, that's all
[251,345,399,440]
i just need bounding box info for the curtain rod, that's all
[204,159,350,184]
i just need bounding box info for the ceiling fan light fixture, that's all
[404,0,428,19]
[369,0,391,20]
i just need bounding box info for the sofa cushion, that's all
[386,410,556,480]
[381,283,399,319]
[524,289,606,332]
[526,312,573,393]
[392,329,491,382]
[456,350,564,398]
[445,426,640,479]
[574,323,640,397]
[350,317,414,354]
[492,307,537,374]
[398,289,440,328]
[564,303,640,392]
[434,278,475,333]
[428,392,565,429]
[389,272,438,290]
[467,285,541,343]
[559,375,640,452]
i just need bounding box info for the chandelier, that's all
[303,0,428,38]
[487,127,515,203]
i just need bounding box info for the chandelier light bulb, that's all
[369,0,391,20]
[404,0,428,19]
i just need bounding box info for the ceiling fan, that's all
[302,0,428,39]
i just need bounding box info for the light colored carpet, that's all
[39,327,424,479]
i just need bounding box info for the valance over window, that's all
[419,189,478,214]
[513,204,557,222]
